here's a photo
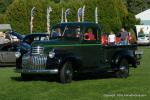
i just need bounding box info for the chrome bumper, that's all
[16,69,58,74]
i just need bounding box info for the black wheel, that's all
[115,59,129,78]
[60,61,73,83]
[21,73,32,81]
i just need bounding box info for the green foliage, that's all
[0,0,14,13]
[0,14,4,23]
[1,0,138,34]
[124,0,150,14]
[122,12,140,30]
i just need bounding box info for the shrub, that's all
[2,0,138,34]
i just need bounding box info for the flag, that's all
[47,6,52,13]
[65,8,70,22]
[77,8,82,22]
[78,8,82,17]
[31,7,36,17]
[65,9,70,17]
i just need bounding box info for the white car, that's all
[137,34,150,45]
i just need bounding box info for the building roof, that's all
[135,9,150,20]
[0,24,11,31]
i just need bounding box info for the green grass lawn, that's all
[0,47,150,100]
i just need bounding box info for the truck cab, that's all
[16,22,142,83]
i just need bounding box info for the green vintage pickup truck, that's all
[16,22,142,83]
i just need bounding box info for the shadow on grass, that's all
[11,74,59,82]
[74,72,116,81]
[0,65,15,68]
[11,72,116,83]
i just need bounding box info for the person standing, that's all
[115,32,121,45]
[108,31,116,46]
[128,32,132,44]
[120,28,129,45]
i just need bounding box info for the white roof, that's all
[0,24,11,31]
[135,9,150,20]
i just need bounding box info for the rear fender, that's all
[112,50,136,68]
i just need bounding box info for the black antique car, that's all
[16,22,142,83]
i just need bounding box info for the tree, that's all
[1,0,138,34]
[0,0,14,13]
[125,0,149,14]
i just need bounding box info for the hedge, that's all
[1,0,139,34]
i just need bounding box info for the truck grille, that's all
[22,55,47,70]
[32,46,44,55]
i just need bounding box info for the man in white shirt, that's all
[108,31,116,46]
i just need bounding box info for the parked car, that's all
[16,22,143,83]
[0,31,23,66]
[137,34,150,45]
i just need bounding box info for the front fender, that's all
[47,49,82,71]
[60,53,82,71]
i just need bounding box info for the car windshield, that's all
[138,34,148,37]
[63,27,81,39]
[23,34,49,44]
[51,26,81,39]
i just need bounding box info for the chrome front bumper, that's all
[16,69,58,74]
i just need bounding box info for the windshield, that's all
[63,27,81,39]
[51,26,81,39]
[23,34,49,44]
[138,34,149,37]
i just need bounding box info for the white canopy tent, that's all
[0,24,11,31]
[135,9,150,25]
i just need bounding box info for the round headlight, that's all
[15,52,21,58]
[49,52,55,58]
